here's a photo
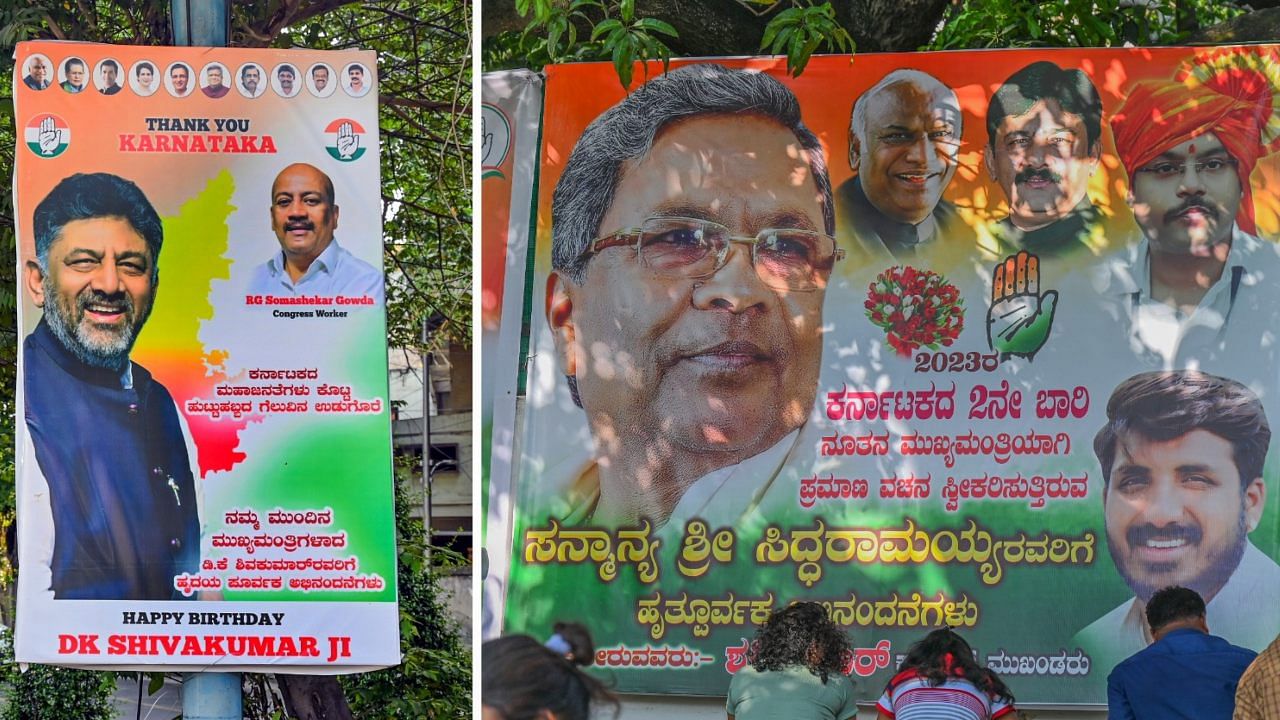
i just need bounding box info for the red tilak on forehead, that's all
[1189,143,1197,154]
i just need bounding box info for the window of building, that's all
[429,443,459,473]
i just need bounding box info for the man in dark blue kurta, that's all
[20,173,199,600]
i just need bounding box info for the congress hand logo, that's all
[481,103,511,180]
[987,251,1057,361]
[324,118,366,162]
[38,117,61,155]
[336,122,360,160]
[24,114,70,158]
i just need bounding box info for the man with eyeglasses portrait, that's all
[545,63,842,530]
[1094,50,1280,378]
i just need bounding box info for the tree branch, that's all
[380,95,470,114]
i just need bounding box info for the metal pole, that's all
[171,0,230,46]
[422,317,433,563]
[183,673,242,720]
[172,1,239,715]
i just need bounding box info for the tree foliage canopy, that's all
[483,0,1259,80]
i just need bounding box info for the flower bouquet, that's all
[864,265,964,356]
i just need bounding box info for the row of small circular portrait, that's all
[20,54,373,99]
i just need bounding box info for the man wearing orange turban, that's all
[1095,50,1280,374]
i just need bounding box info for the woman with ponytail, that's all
[876,627,1019,720]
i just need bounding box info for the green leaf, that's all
[794,34,822,76]
[803,33,822,57]
[613,39,634,88]
[1084,14,1113,42]
[834,28,854,53]
[635,18,678,37]
[788,27,804,59]
[531,0,554,22]
[547,19,563,58]
[592,18,623,40]
[786,47,802,73]
[620,0,635,22]
[637,31,659,59]
[770,25,795,54]
[774,6,803,24]
[760,19,781,50]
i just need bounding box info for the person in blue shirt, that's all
[1107,585,1256,719]
[247,162,383,301]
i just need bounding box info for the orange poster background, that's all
[535,48,1280,266]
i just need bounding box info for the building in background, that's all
[388,341,473,640]
[389,342,473,558]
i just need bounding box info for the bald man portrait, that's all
[836,68,970,262]
[247,163,383,301]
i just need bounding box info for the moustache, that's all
[1015,167,1063,185]
[1126,522,1202,549]
[1165,199,1220,224]
[78,289,133,314]
[285,222,315,231]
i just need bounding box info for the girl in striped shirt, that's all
[877,628,1019,720]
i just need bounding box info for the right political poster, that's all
[493,46,1280,704]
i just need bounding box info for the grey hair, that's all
[550,63,834,284]
[848,68,960,171]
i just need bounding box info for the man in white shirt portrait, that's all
[1097,52,1280,378]
[1075,370,1280,671]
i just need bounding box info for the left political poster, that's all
[11,41,398,672]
